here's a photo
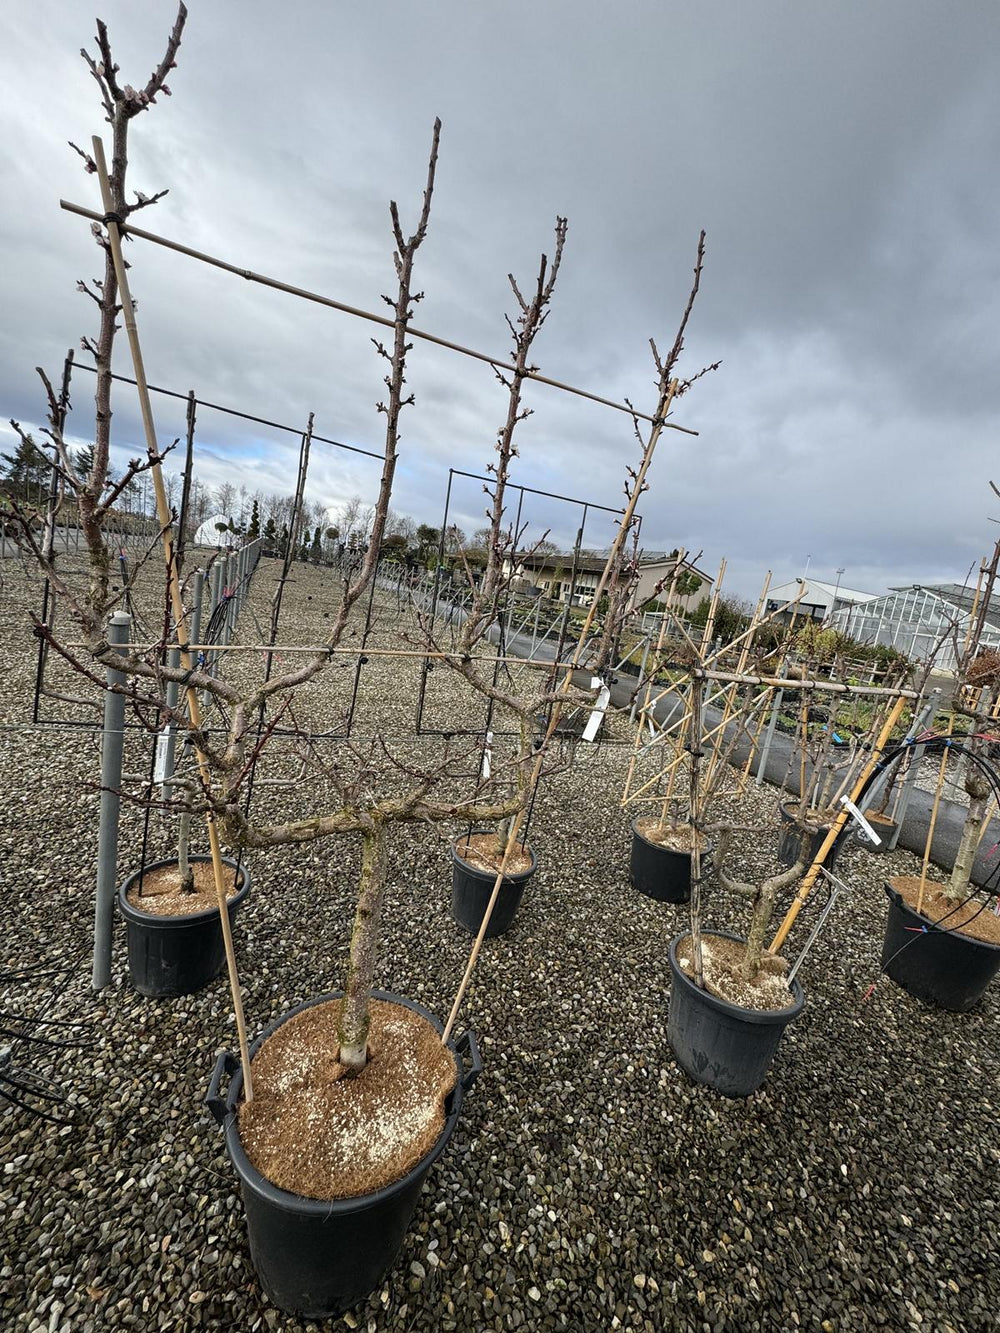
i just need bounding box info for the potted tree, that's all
[19,9,715,1313]
[4,9,255,1005]
[881,642,1000,1010]
[663,648,910,1096]
[117,767,251,998]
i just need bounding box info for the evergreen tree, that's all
[74,443,96,479]
[263,515,277,553]
[1,433,51,503]
[280,522,290,557]
[299,528,310,562]
[247,498,261,541]
[416,523,439,563]
[310,527,323,564]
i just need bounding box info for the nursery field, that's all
[2,556,999,1333]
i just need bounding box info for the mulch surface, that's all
[238,997,457,1200]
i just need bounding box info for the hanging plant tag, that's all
[839,794,880,845]
[582,679,611,743]
[154,726,172,785]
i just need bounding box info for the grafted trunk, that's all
[742,880,780,979]
[338,823,389,1074]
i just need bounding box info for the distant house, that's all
[766,576,876,626]
[503,549,712,613]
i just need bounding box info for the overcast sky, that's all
[2,1,999,599]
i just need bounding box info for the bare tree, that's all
[215,481,237,518]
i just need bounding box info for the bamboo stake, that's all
[699,559,727,655]
[59,197,697,436]
[798,688,810,809]
[623,552,686,804]
[444,374,686,1041]
[687,676,706,985]
[92,138,254,1099]
[626,710,738,806]
[96,641,918,697]
[701,572,770,792]
[770,694,908,952]
[639,587,813,718]
[916,715,953,914]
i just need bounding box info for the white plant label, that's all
[839,794,880,846]
[582,680,611,743]
[154,726,173,786]
[481,730,493,780]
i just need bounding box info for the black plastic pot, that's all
[450,835,536,938]
[881,883,1000,1012]
[777,802,840,870]
[629,818,704,904]
[856,813,897,854]
[667,932,805,1098]
[206,990,481,1319]
[118,856,249,998]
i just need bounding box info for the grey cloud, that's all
[3,0,999,609]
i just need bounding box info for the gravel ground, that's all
[2,555,999,1333]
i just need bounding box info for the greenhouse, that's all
[831,582,1000,672]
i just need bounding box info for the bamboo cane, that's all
[445,374,685,1040]
[623,552,686,804]
[770,694,908,952]
[798,688,810,810]
[702,572,771,793]
[60,197,699,436]
[916,716,953,914]
[699,559,727,654]
[92,138,254,1098]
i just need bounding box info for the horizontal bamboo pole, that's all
[70,642,599,670]
[60,198,697,435]
[692,669,918,700]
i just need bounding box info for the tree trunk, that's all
[178,805,194,893]
[742,882,777,979]
[947,755,991,900]
[338,822,389,1074]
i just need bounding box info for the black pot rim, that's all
[451,832,537,883]
[218,990,465,1214]
[630,816,710,855]
[779,800,833,830]
[118,854,250,927]
[882,882,1000,954]
[668,931,805,1024]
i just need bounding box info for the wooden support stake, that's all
[93,138,254,1099]
[770,695,908,953]
[917,716,953,915]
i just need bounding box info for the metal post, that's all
[190,568,205,655]
[210,561,224,672]
[222,554,235,643]
[888,689,940,850]
[755,687,785,787]
[93,611,130,990]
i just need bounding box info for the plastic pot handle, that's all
[205,1049,239,1127]
[454,1030,483,1092]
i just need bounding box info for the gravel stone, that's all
[1,556,999,1332]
